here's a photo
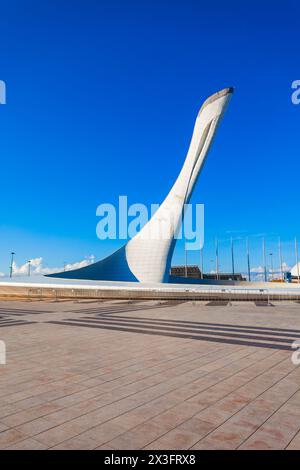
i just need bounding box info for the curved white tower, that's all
[47,87,233,283]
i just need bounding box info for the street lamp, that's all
[210,259,214,278]
[262,238,267,282]
[9,252,15,278]
[269,253,273,281]
[231,237,235,279]
[215,238,219,280]
[28,260,31,277]
[278,237,283,281]
[246,238,251,282]
[200,245,204,279]
[295,237,300,284]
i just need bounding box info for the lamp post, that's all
[200,246,204,279]
[184,243,188,278]
[278,237,283,281]
[9,252,15,278]
[28,260,31,277]
[231,237,235,279]
[295,237,300,284]
[262,238,267,282]
[210,259,214,278]
[246,238,251,282]
[269,253,273,281]
[215,238,219,281]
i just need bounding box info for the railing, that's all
[23,286,300,302]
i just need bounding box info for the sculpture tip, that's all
[200,87,234,113]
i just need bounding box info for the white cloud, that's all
[0,272,5,277]
[250,265,265,273]
[282,262,292,272]
[10,255,95,277]
[251,262,291,274]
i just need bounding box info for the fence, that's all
[6,285,298,302]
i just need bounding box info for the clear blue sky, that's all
[0,0,299,275]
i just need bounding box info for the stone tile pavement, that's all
[0,299,299,450]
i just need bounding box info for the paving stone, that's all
[1,299,300,450]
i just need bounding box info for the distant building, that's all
[170,265,245,281]
[205,273,245,281]
[170,265,202,279]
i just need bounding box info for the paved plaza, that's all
[0,298,300,450]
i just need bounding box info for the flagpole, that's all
[215,238,219,281]
[295,237,300,284]
[278,237,283,281]
[247,238,251,282]
[262,237,267,282]
[200,246,203,279]
[231,237,235,279]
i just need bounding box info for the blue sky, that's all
[0,0,299,276]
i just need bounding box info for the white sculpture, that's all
[47,87,233,283]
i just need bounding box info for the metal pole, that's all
[247,238,251,282]
[200,246,203,279]
[28,260,31,277]
[184,243,188,278]
[278,237,283,281]
[215,238,219,281]
[231,237,235,279]
[9,252,15,278]
[269,253,273,281]
[295,237,300,284]
[262,238,267,282]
